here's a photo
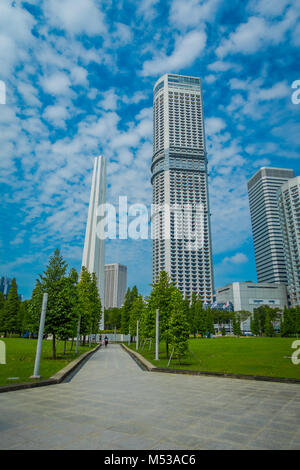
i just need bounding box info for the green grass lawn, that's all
[0,337,96,386]
[129,337,300,379]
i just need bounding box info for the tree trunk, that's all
[166,341,169,359]
[52,334,56,359]
[71,337,74,351]
[64,340,66,355]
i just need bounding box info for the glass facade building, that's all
[248,167,295,284]
[278,176,300,307]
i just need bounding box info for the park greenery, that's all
[0,337,95,386]
[1,262,300,372]
[117,271,300,364]
[0,249,102,359]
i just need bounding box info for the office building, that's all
[82,156,106,329]
[216,281,288,330]
[151,73,214,302]
[248,167,295,284]
[104,263,127,309]
[278,176,300,307]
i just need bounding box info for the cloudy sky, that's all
[0,0,299,299]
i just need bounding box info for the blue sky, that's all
[0,0,299,299]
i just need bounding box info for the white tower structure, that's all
[248,167,294,284]
[278,176,300,307]
[151,73,214,302]
[82,156,106,329]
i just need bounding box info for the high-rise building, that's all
[0,277,12,297]
[278,176,300,307]
[104,263,127,310]
[151,73,214,302]
[248,167,295,284]
[82,156,106,329]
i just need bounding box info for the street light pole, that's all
[136,320,139,351]
[76,316,81,354]
[155,309,159,361]
[31,293,48,378]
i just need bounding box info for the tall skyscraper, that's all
[104,263,127,309]
[278,176,300,307]
[82,156,106,329]
[248,167,294,284]
[151,73,214,302]
[0,276,12,297]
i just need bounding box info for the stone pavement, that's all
[0,344,300,450]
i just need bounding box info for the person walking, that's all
[104,336,108,348]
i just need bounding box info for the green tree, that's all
[121,286,138,335]
[250,311,260,336]
[27,280,43,336]
[187,293,197,336]
[253,305,281,334]
[147,271,177,358]
[129,295,145,339]
[105,308,122,330]
[139,303,156,342]
[232,313,242,337]
[4,278,20,335]
[55,268,80,352]
[39,249,68,359]
[90,272,102,334]
[169,289,189,363]
[193,295,204,336]
[78,268,102,344]
[78,267,92,344]
[0,292,5,334]
[205,308,215,336]
[264,312,275,337]
[281,307,300,337]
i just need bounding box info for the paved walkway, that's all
[1,344,300,450]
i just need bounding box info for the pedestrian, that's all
[104,335,108,348]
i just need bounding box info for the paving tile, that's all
[1,344,300,450]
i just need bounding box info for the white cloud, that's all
[204,74,217,84]
[226,78,290,119]
[40,72,72,96]
[43,0,107,36]
[70,66,88,86]
[205,117,226,135]
[248,0,291,17]
[141,30,207,76]
[137,0,159,20]
[99,89,119,111]
[222,253,248,265]
[169,0,222,28]
[207,61,233,72]
[0,1,35,75]
[43,104,71,128]
[17,82,41,107]
[216,9,298,58]
[112,22,133,46]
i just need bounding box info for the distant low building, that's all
[216,281,288,330]
[104,264,127,310]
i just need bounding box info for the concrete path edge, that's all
[0,344,101,394]
[121,343,300,385]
